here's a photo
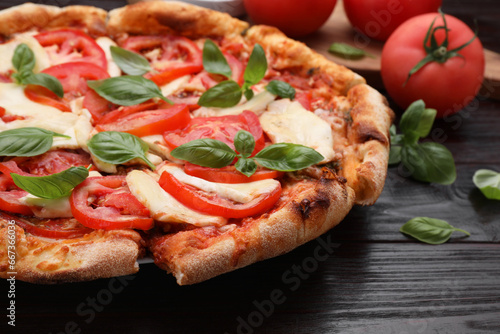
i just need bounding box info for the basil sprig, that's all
[11,166,89,199]
[400,217,470,245]
[11,43,64,97]
[171,130,323,177]
[473,169,500,200]
[110,46,152,76]
[389,100,456,185]
[87,131,155,170]
[328,43,375,59]
[0,127,70,157]
[87,75,172,106]
[198,42,295,108]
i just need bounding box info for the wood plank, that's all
[4,242,500,333]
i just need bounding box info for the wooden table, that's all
[1,1,499,333]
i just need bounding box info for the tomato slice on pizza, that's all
[184,163,284,183]
[70,176,153,231]
[34,29,108,69]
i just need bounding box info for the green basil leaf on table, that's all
[110,46,152,76]
[328,43,374,59]
[11,166,89,199]
[254,143,324,171]
[234,130,255,158]
[202,39,232,79]
[87,75,172,106]
[242,44,267,90]
[235,157,258,177]
[400,217,470,245]
[87,131,156,170]
[0,127,70,157]
[22,72,64,98]
[399,99,437,140]
[473,169,500,200]
[389,145,402,165]
[266,80,296,100]
[171,139,237,168]
[198,80,242,108]
[400,142,456,185]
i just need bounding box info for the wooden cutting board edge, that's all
[300,1,500,100]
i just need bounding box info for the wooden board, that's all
[300,1,500,99]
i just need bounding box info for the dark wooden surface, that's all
[1,1,500,333]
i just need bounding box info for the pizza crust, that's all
[150,172,355,285]
[0,220,143,284]
[107,1,248,39]
[0,4,107,36]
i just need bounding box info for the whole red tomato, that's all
[243,0,337,37]
[343,0,442,41]
[381,13,485,118]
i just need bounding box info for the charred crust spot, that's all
[296,192,330,220]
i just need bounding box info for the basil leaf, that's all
[87,131,155,170]
[254,143,324,171]
[266,80,296,100]
[389,145,402,165]
[401,142,456,185]
[203,39,232,79]
[171,138,237,168]
[234,130,255,158]
[12,43,35,73]
[244,88,254,101]
[235,158,257,177]
[0,127,70,157]
[87,76,172,106]
[473,169,500,200]
[400,217,470,244]
[198,80,242,108]
[23,72,64,98]
[328,43,375,59]
[399,100,437,140]
[11,166,89,199]
[243,44,267,90]
[110,46,152,76]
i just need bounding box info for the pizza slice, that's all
[0,2,393,285]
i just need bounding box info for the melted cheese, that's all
[126,170,226,227]
[160,75,191,97]
[192,90,276,117]
[95,37,122,77]
[0,83,93,150]
[0,33,50,74]
[19,194,73,218]
[260,99,336,163]
[159,165,280,204]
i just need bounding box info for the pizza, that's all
[0,1,394,285]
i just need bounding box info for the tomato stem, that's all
[404,9,478,86]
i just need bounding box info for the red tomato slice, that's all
[12,150,92,176]
[159,170,282,218]
[25,62,110,111]
[0,190,33,215]
[164,110,265,156]
[96,100,159,125]
[146,64,202,86]
[96,104,191,137]
[70,176,153,230]
[295,91,313,111]
[184,163,284,183]
[121,35,202,72]
[1,211,93,239]
[34,29,107,69]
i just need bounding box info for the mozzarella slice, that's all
[126,170,226,227]
[0,33,50,74]
[0,83,93,150]
[192,90,276,117]
[159,165,280,204]
[95,36,122,77]
[19,194,73,218]
[160,75,191,97]
[259,99,336,163]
